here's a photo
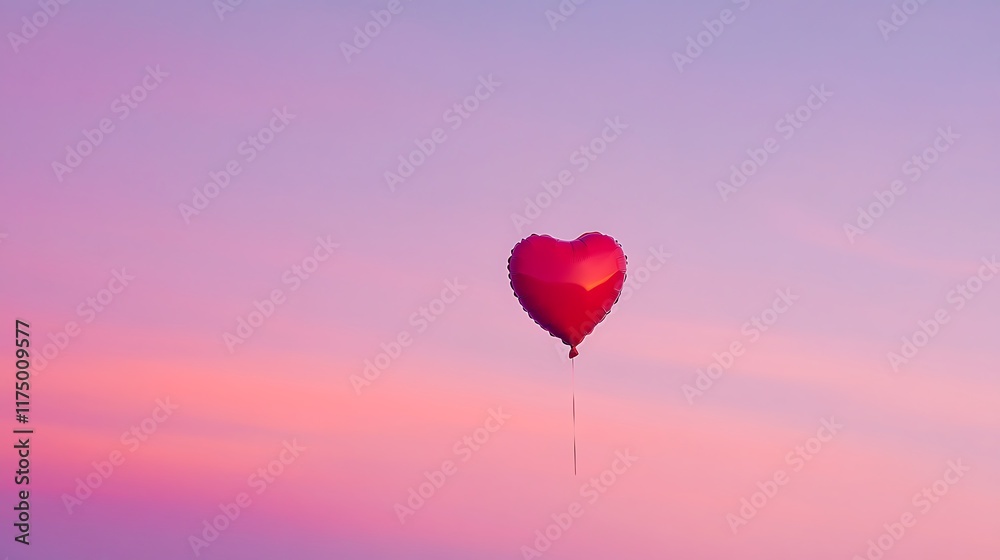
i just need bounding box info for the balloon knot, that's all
[568,346,579,359]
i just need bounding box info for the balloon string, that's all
[571,357,577,476]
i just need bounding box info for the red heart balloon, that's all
[508,232,627,358]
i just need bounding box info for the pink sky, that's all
[2,0,999,558]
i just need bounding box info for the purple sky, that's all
[2,0,999,558]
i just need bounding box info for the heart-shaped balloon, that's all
[508,232,627,358]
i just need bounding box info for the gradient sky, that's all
[2,0,999,558]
